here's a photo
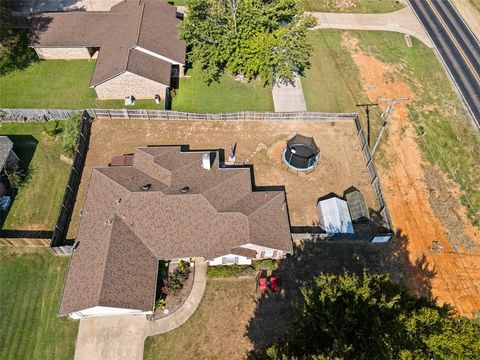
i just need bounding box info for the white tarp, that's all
[317,197,354,234]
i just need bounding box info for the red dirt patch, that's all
[342,33,480,316]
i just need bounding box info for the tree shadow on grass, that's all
[245,229,437,351]
[1,2,59,76]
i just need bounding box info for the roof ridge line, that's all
[134,2,146,47]
[247,191,284,218]
[200,170,250,210]
[95,214,119,306]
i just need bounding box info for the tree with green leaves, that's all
[0,0,36,75]
[180,0,316,85]
[252,272,480,360]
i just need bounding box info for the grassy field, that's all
[144,278,257,360]
[0,60,166,110]
[300,0,405,12]
[0,60,96,109]
[302,31,367,112]
[172,65,273,113]
[0,60,272,112]
[0,122,70,230]
[0,247,78,360]
[468,0,480,12]
[302,29,480,224]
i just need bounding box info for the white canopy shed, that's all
[317,197,354,234]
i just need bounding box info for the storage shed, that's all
[344,187,370,222]
[317,197,354,234]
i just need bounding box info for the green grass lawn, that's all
[144,278,256,360]
[302,31,367,112]
[0,247,78,360]
[172,65,273,113]
[0,60,165,110]
[302,29,480,224]
[0,122,70,230]
[300,0,405,12]
[0,60,97,109]
[0,60,272,112]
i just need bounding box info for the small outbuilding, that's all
[344,187,370,222]
[283,134,320,172]
[0,136,19,172]
[317,196,354,234]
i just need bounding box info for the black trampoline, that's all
[282,134,320,172]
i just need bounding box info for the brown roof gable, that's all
[59,147,292,315]
[29,0,185,86]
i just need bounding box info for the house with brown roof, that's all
[60,146,292,319]
[29,0,186,100]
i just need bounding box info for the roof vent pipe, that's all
[202,153,212,170]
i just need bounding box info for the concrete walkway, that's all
[309,7,433,48]
[74,259,207,360]
[272,75,307,112]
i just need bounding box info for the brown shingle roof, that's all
[59,147,292,315]
[29,0,185,87]
[126,49,172,86]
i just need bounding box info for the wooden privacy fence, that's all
[87,109,359,121]
[1,108,359,122]
[1,108,82,121]
[1,108,391,244]
[50,111,92,254]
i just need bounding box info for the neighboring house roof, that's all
[0,136,14,171]
[59,146,292,315]
[29,0,186,87]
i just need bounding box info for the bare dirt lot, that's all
[342,33,480,316]
[69,118,379,236]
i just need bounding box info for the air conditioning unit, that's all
[124,95,135,106]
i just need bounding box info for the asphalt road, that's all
[409,0,480,129]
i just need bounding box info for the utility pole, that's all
[371,97,410,156]
[356,103,378,146]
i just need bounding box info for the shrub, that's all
[164,260,191,295]
[3,167,24,189]
[253,259,277,271]
[155,298,166,311]
[61,115,81,157]
[42,120,61,140]
[207,264,256,278]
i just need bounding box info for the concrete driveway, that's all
[74,259,207,360]
[7,0,122,14]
